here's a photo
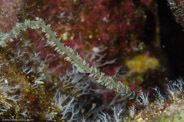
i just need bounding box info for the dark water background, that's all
[157,0,184,79]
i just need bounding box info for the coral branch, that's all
[0,18,135,100]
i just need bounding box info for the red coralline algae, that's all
[12,0,147,77]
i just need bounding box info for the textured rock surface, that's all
[1,0,183,121]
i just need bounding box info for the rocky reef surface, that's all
[0,0,184,121]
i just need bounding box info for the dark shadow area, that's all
[157,0,184,79]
